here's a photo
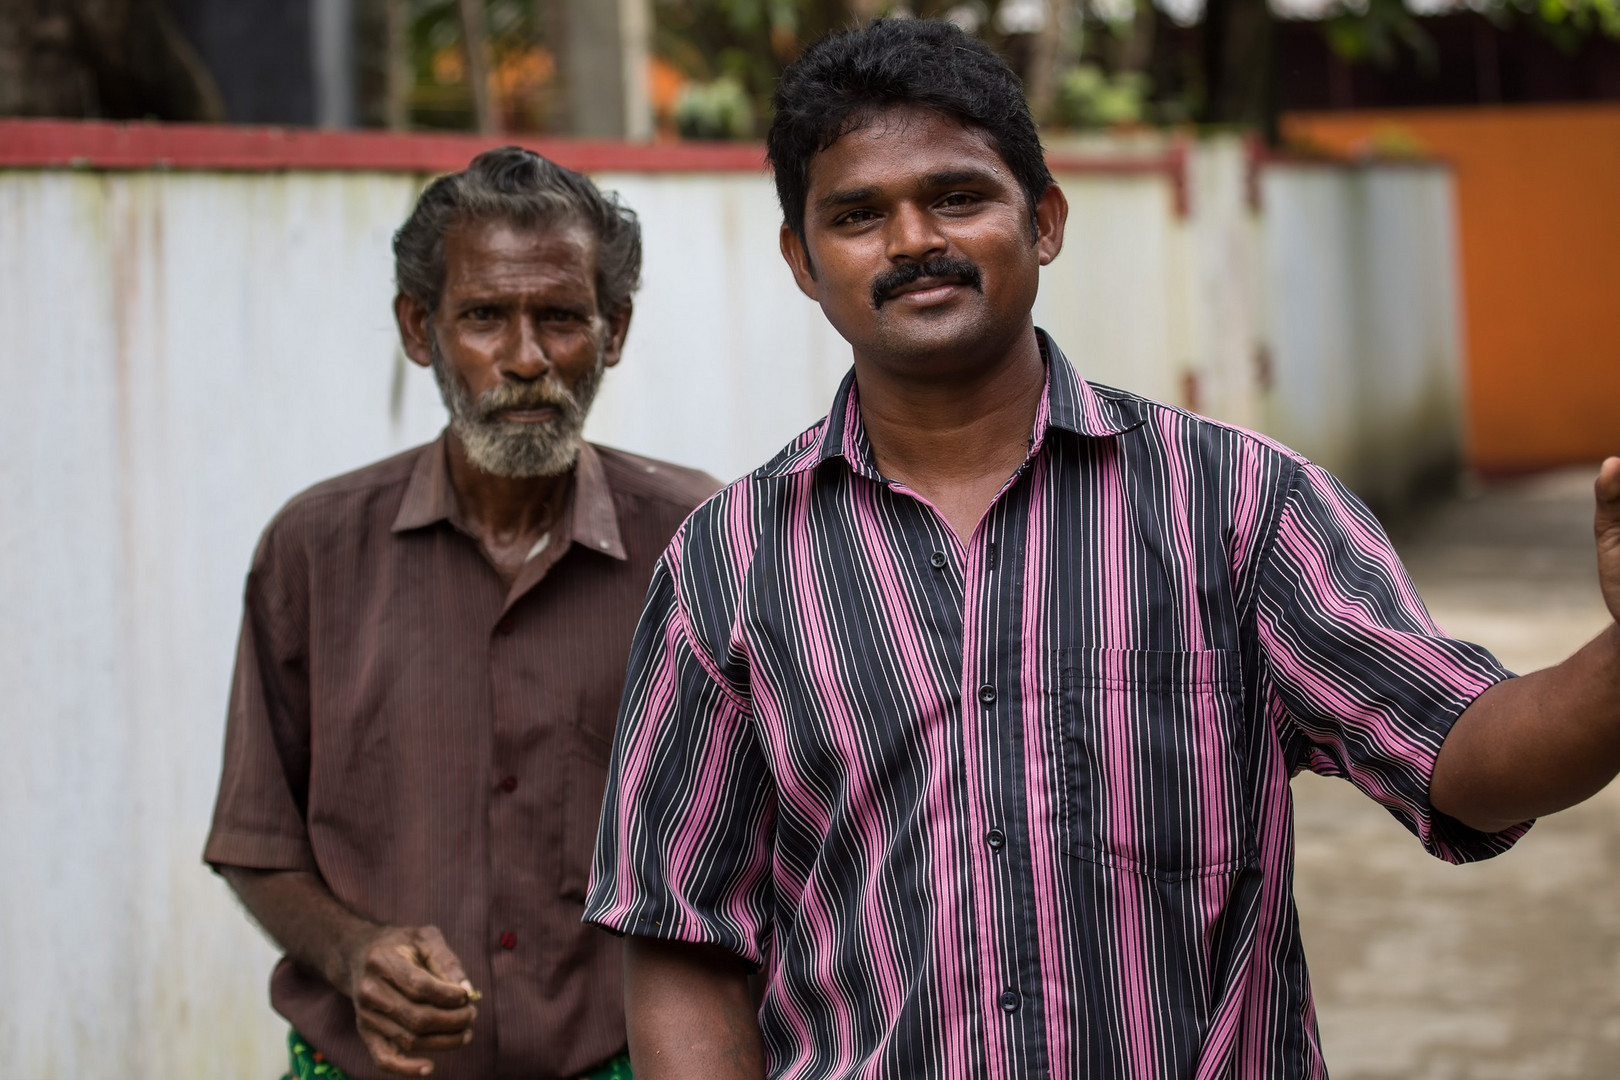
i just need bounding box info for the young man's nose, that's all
[885,203,948,262]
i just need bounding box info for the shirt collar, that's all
[1036,330,1143,441]
[787,328,1142,479]
[392,432,627,561]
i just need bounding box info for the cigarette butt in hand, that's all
[394,944,482,1002]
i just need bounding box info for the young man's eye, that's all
[837,208,878,225]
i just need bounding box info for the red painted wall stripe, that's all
[0,119,768,173]
[0,118,1184,191]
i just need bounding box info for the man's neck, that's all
[856,327,1045,486]
[853,326,1046,543]
[445,432,573,545]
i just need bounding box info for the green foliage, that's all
[675,76,757,138]
[1324,0,1436,71]
[1324,0,1620,75]
[652,0,865,137]
[1056,63,1150,127]
[1524,0,1620,40]
[405,0,543,130]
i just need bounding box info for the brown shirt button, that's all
[499,775,518,793]
[494,615,515,636]
[499,931,517,950]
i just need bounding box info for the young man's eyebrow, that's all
[815,167,1003,216]
[815,186,878,214]
[920,168,998,189]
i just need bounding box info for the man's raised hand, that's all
[1595,456,1620,625]
[344,924,478,1077]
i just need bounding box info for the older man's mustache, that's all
[474,377,580,421]
[871,257,984,309]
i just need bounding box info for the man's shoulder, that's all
[1087,381,1307,473]
[263,443,428,542]
[687,416,828,517]
[659,418,828,576]
[593,443,724,513]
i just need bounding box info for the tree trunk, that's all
[69,0,224,120]
[1023,0,1064,125]
[536,0,567,133]
[457,0,495,132]
[1,0,223,119]
[1117,0,1157,75]
[0,0,92,116]
[384,0,409,129]
[1200,0,1278,142]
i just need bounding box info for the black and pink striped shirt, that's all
[585,333,1526,1079]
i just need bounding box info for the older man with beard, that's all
[205,148,717,1080]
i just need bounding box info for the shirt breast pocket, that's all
[559,686,618,902]
[1056,647,1254,882]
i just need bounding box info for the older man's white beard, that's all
[430,341,605,479]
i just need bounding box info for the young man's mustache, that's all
[870,258,984,309]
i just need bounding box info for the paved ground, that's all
[1294,467,1620,1078]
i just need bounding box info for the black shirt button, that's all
[977,684,996,705]
[999,989,1020,1013]
[929,551,948,569]
[986,828,1006,851]
[494,615,515,636]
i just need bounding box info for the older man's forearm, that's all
[219,865,378,990]
[625,937,765,1080]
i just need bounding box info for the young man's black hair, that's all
[766,18,1054,243]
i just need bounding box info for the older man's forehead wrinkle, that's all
[444,258,598,309]
[442,218,598,286]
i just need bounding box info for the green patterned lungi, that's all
[284,1029,632,1079]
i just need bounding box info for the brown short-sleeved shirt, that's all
[205,434,719,1080]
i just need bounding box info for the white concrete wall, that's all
[0,151,1463,1077]
[587,172,852,476]
[1258,161,1466,503]
[1259,166,1365,479]
[1034,171,1181,404]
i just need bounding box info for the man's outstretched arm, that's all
[1431,457,1620,833]
[625,936,765,1080]
[220,866,477,1077]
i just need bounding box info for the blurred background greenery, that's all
[2,0,1617,144]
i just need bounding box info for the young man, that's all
[206,148,717,1079]
[584,19,1620,1080]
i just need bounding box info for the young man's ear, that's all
[779,223,820,302]
[601,300,633,369]
[394,293,435,369]
[1034,182,1068,267]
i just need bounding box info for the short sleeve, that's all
[202,518,318,872]
[1256,462,1528,863]
[584,556,776,966]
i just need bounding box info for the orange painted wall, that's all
[1284,105,1620,472]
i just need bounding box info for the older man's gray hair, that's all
[392,145,642,316]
